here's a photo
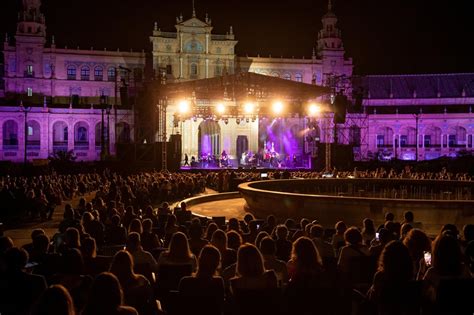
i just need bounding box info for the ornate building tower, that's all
[150,6,237,82]
[15,0,47,81]
[317,0,352,90]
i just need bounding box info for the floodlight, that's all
[244,102,255,114]
[272,101,284,115]
[308,103,321,116]
[216,103,226,115]
[178,100,190,114]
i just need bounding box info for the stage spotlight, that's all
[178,100,190,114]
[272,101,284,115]
[244,102,255,114]
[307,103,321,116]
[236,118,241,125]
[216,103,226,115]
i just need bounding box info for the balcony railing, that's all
[74,142,89,151]
[157,31,177,38]
[26,140,41,150]
[3,144,18,150]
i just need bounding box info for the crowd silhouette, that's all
[0,169,473,314]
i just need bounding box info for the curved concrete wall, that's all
[239,179,474,234]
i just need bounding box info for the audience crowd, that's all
[0,168,473,314]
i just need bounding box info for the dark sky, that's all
[1,0,473,75]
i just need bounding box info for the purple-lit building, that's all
[0,0,142,162]
[1,0,473,163]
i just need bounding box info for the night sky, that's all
[1,0,473,75]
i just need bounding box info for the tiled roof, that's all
[354,73,474,99]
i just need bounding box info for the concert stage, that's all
[180,165,311,171]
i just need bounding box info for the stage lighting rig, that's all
[215,103,226,115]
[307,103,321,117]
[243,102,255,115]
[178,100,191,115]
[272,101,284,116]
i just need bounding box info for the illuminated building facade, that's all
[1,0,473,164]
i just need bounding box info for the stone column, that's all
[88,121,96,161]
[40,113,49,159]
[67,121,74,152]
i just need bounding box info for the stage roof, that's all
[158,72,331,101]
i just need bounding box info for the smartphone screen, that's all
[261,173,268,178]
[375,232,379,241]
[424,251,432,266]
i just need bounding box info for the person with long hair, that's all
[109,251,157,315]
[421,233,472,302]
[82,272,138,315]
[31,285,75,315]
[179,245,225,301]
[205,222,219,241]
[362,218,376,246]
[287,236,325,285]
[368,241,413,302]
[157,232,197,271]
[403,228,431,277]
[230,244,277,292]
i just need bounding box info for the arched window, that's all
[81,66,90,81]
[53,121,68,152]
[295,73,303,82]
[2,120,19,149]
[107,67,116,82]
[376,127,394,148]
[94,66,103,81]
[74,122,89,150]
[26,120,41,148]
[283,73,291,80]
[67,65,77,80]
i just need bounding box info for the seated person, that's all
[126,232,158,272]
[337,227,370,274]
[109,251,157,315]
[230,244,277,292]
[82,272,138,315]
[179,245,225,311]
[157,232,197,272]
[0,247,47,315]
[259,237,289,286]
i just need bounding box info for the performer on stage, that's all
[184,153,189,166]
[221,150,228,167]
